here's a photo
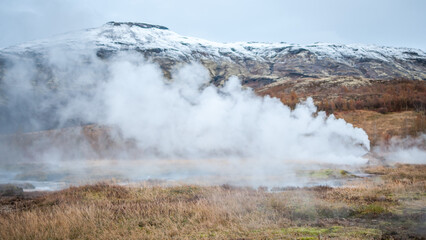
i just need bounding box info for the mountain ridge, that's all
[0,22,425,134]
[1,21,425,89]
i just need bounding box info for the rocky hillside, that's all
[0,22,425,133]
[1,21,425,87]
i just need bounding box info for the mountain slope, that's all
[1,21,425,88]
[0,22,425,134]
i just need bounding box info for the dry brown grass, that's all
[256,78,426,145]
[334,110,424,144]
[258,78,426,114]
[0,164,425,239]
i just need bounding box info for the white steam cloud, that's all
[99,57,370,164]
[374,134,426,164]
[0,51,372,188]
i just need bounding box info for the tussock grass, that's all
[0,164,425,239]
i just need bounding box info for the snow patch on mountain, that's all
[2,21,425,65]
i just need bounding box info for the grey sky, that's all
[0,0,425,49]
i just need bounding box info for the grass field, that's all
[0,164,424,239]
[334,110,424,145]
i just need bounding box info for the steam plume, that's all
[0,51,371,188]
[98,57,370,164]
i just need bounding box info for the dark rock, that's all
[288,48,309,54]
[96,48,116,59]
[403,51,420,56]
[107,21,168,30]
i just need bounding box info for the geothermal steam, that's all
[1,52,373,187]
[100,58,370,164]
[374,134,426,164]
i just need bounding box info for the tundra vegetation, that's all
[259,78,426,145]
[0,164,425,239]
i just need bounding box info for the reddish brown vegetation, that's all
[258,79,426,143]
[260,79,426,114]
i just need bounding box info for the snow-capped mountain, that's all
[1,22,425,89]
[0,22,425,134]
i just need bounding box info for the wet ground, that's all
[0,158,374,192]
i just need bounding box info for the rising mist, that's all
[0,51,372,188]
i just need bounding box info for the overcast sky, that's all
[0,0,425,49]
